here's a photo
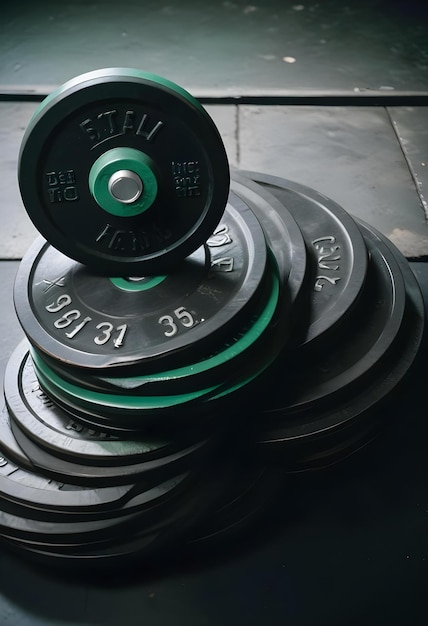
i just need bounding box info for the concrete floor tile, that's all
[0,102,39,258]
[238,105,428,257]
[388,106,428,222]
[205,105,238,167]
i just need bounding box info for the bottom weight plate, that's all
[0,485,180,544]
[2,527,161,566]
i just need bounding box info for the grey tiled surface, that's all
[388,107,428,219]
[238,105,428,257]
[2,102,427,259]
[1,102,39,256]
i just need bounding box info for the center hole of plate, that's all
[108,170,143,204]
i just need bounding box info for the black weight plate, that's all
[262,221,406,413]
[5,342,167,463]
[275,420,382,472]
[0,504,161,545]
[0,444,189,522]
[2,528,160,564]
[230,172,307,309]
[241,172,369,350]
[8,411,208,488]
[9,410,212,488]
[27,255,285,433]
[36,386,227,436]
[14,197,268,373]
[24,391,152,437]
[1,485,200,552]
[18,68,230,275]
[5,341,211,471]
[0,406,35,472]
[1,472,205,553]
[30,254,279,398]
[186,465,282,549]
[255,223,424,466]
[0,469,192,542]
[31,347,224,422]
[39,250,284,404]
[0,456,238,564]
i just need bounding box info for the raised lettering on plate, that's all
[172,161,201,197]
[311,235,341,291]
[45,170,79,203]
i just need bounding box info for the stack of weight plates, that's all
[0,68,424,567]
[232,172,425,472]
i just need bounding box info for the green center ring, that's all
[110,275,167,292]
[89,147,158,217]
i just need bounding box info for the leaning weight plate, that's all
[14,197,268,372]
[242,172,369,350]
[18,68,230,275]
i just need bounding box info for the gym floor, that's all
[0,1,427,624]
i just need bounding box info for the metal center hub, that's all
[108,170,143,204]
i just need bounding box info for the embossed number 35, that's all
[158,307,195,337]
